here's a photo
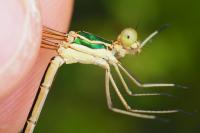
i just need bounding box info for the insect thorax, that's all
[72,31,112,49]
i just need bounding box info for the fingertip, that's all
[0,0,42,132]
[0,0,73,132]
[0,0,41,99]
[40,0,74,32]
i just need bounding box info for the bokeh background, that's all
[35,0,199,133]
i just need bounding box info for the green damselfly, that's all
[22,25,187,133]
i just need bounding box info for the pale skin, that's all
[23,26,186,132]
[0,0,73,133]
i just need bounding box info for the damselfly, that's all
[22,25,187,133]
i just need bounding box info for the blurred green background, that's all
[36,0,200,133]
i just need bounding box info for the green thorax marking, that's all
[73,31,112,49]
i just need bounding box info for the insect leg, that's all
[113,64,175,97]
[105,69,159,119]
[22,56,64,133]
[90,58,157,119]
[43,26,66,36]
[109,72,180,114]
[118,63,187,89]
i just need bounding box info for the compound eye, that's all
[118,28,138,48]
[127,35,130,39]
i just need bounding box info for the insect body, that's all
[72,31,112,49]
[22,26,186,133]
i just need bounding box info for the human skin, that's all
[0,0,73,132]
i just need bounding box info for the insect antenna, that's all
[140,24,170,48]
